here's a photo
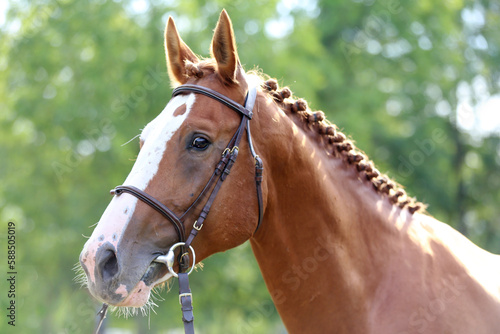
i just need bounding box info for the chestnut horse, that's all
[79,10,500,333]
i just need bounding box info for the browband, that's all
[173,84,253,119]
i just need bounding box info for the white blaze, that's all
[82,94,196,283]
[126,93,195,190]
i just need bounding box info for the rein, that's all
[94,83,262,334]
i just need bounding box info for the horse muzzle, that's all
[79,242,171,307]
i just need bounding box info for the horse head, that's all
[79,10,265,308]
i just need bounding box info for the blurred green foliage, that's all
[0,0,499,333]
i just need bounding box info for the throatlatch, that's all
[96,83,262,334]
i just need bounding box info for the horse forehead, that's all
[126,93,196,191]
[141,94,194,141]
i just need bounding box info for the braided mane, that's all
[261,78,425,214]
[183,61,425,214]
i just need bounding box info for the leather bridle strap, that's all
[110,185,185,242]
[243,87,264,231]
[172,84,264,233]
[174,84,254,119]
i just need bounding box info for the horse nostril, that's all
[100,249,119,281]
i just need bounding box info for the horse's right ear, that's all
[165,16,199,86]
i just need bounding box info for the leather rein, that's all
[94,83,263,334]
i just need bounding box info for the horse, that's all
[79,9,500,333]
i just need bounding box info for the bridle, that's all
[93,83,263,334]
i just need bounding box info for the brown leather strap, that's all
[184,136,243,247]
[172,84,264,234]
[173,84,253,119]
[254,156,264,232]
[110,185,185,242]
[178,272,194,334]
[246,121,264,233]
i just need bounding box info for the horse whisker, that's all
[121,134,141,147]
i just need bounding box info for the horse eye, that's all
[191,136,211,150]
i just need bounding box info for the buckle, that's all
[180,251,190,264]
[179,292,192,305]
[193,220,203,231]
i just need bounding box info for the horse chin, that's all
[116,262,173,308]
[116,281,151,307]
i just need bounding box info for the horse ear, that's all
[165,16,199,86]
[211,9,240,84]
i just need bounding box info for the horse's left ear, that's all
[211,10,240,84]
[165,16,199,86]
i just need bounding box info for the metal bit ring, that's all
[153,242,196,278]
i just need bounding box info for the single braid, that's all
[280,87,292,99]
[262,79,426,214]
[263,79,278,92]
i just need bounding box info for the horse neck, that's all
[249,99,409,331]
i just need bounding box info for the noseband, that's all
[97,83,263,334]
